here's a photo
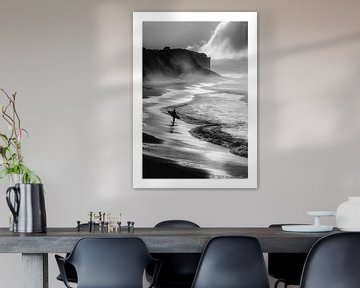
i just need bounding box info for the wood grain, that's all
[0,227,339,253]
[22,254,48,288]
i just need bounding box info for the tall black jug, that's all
[6,183,47,233]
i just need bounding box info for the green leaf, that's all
[0,133,8,142]
[21,128,29,137]
[1,146,8,158]
[0,168,9,179]
[17,164,41,184]
[11,153,17,160]
[28,171,40,184]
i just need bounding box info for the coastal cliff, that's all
[143,47,219,80]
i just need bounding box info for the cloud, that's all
[198,22,248,59]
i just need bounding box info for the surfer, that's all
[168,108,180,126]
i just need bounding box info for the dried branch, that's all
[0,88,39,183]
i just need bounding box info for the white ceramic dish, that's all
[282,225,333,233]
[338,227,360,232]
[307,211,336,217]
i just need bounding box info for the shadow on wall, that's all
[265,31,360,61]
[259,27,360,207]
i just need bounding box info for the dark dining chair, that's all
[300,232,360,288]
[56,223,99,284]
[268,224,308,288]
[191,236,270,288]
[147,220,201,288]
[55,237,160,288]
[56,262,77,284]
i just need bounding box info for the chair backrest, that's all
[67,237,154,288]
[268,224,308,285]
[155,220,200,228]
[191,236,270,288]
[150,220,201,287]
[300,232,360,288]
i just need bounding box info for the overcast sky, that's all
[143,21,248,59]
[143,22,219,50]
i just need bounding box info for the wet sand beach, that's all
[143,78,248,179]
[143,154,209,178]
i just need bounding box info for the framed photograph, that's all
[133,12,257,188]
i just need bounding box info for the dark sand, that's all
[143,80,189,98]
[143,154,209,179]
[143,133,163,144]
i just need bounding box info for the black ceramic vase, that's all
[6,183,47,233]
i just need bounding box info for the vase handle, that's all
[6,186,20,224]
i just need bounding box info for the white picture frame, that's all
[133,12,257,188]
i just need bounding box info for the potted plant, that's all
[0,89,40,183]
[0,88,46,233]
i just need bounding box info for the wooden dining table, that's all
[0,226,339,288]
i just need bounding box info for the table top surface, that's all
[0,227,341,254]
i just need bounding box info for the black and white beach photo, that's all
[133,12,257,188]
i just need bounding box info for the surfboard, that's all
[168,110,180,119]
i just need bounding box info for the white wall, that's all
[1,0,360,287]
